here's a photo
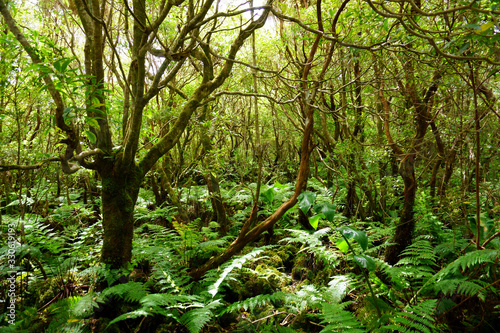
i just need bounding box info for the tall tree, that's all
[0,0,273,268]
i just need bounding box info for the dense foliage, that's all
[1,0,499,332]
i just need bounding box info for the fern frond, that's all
[179,300,222,333]
[72,293,98,318]
[319,302,365,333]
[45,297,87,333]
[323,275,351,304]
[282,228,331,248]
[100,281,148,303]
[207,246,273,298]
[226,291,286,313]
[398,239,436,267]
[108,309,151,326]
[139,293,198,307]
[383,299,438,333]
[377,259,410,290]
[281,228,339,266]
[439,249,499,277]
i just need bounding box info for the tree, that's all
[0,0,273,269]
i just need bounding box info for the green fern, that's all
[45,297,87,333]
[72,292,99,318]
[107,293,198,326]
[107,292,219,332]
[100,281,149,303]
[179,300,222,333]
[432,278,487,301]
[207,245,273,298]
[282,228,331,248]
[108,309,152,326]
[226,291,287,313]
[382,299,438,333]
[438,249,499,276]
[398,239,436,268]
[281,228,339,266]
[319,302,365,333]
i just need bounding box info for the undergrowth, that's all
[0,184,499,332]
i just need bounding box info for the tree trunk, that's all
[378,65,440,264]
[100,161,142,269]
[385,155,416,265]
[205,173,228,236]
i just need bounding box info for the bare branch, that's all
[0,158,60,171]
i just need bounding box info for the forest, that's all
[0,0,499,331]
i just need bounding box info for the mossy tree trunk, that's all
[100,164,142,268]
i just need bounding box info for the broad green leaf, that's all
[309,214,324,230]
[480,22,494,32]
[337,226,368,252]
[85,130,97,144]
[60,58,73,72]
[273,181,286,189]
[262,187,274,205]
[85,116,99,129]
[297,191,316,214]
[464,23,481,30]
[354,254,376,271]
[314,203,337,222]
[336,239,349,254]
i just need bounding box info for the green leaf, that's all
[63,107,73,121]
[309,214,324,230]
[480,22,494,31]
[457,42,470,55]
[298,191,316,214]
[337,226,368,252]
[354,254,376,271]
[262,187,275,205]
[60,58,73,72]
[314,203,337,222]
[85,116,99,129]
[463,23,481,30]
[336,239,349,254]
[273,181,286,189]
[85,130,97,144]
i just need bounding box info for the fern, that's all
[207,245,273,298]
[108,309,152,326]
[45,297,87,333]
[432,278,487,301]
[281,228,339,266]
[107,292,219,332]
[437,249,499,277]
[99,281,149,303]
[319,302,365,333]
[398,239,436,267]
[382,299,438,333]
[323,275,351,303]
[226,292,287,313]
[282,228,331,248]
[72,292,99,318]
[180,300,222,333]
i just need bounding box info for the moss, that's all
[291,252,315,281]
[313,265,337,286]
[260,243,298,273]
